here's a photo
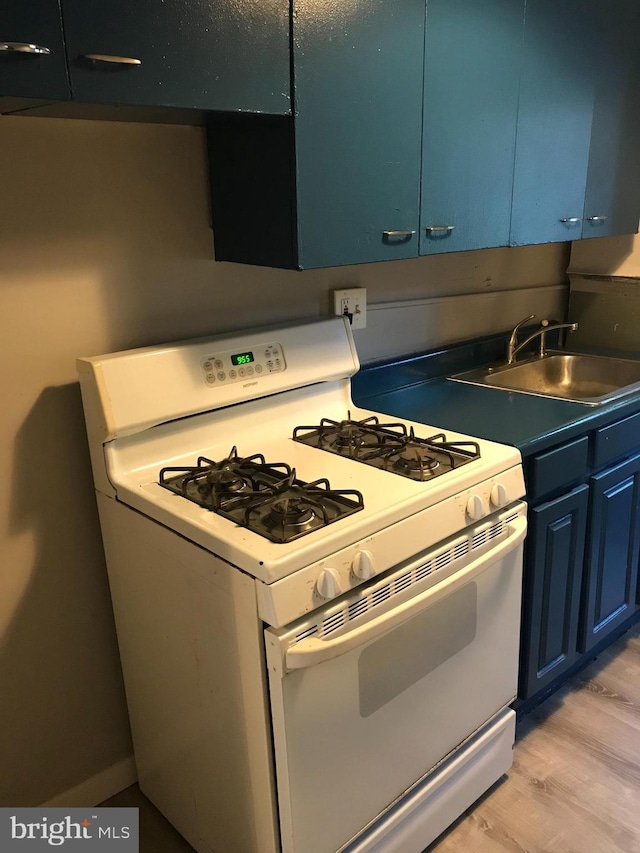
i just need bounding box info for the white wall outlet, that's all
[333,287,367,329]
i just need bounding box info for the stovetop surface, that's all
[105,383,522,582]
[156,414,484,544]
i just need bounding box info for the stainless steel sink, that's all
[450,352,640,405]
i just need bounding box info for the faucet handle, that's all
[539,319,550,357]
[507,314,536,364]
[513,314,536,332]
[509,314,536,344]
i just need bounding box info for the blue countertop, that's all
[352,342,640,457]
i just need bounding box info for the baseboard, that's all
[42,756,137,808]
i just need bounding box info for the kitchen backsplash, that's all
[353,284,567,364]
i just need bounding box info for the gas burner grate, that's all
[293,414,480,481]
[159,447,364,544]
[160,447,289,511]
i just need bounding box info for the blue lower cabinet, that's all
[580,454,640,653]
[520,486,589,700]
[420,0,524,255]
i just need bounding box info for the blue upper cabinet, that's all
[0,1,70,110]
[207,0,640,268]
[60,0,290,115]
[420,0,525,256]
[4,2,639,264]
[209,1,425,269]
[581,0,640,239]
[293,0,425,268]
[510,0,598,246]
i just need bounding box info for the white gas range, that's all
[79,317,527,853]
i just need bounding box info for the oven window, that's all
[358,583,477,718]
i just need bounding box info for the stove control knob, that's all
[466,494,484,521]
[490,482,508,508]
[352,550,375,580]
[316,568,342,600]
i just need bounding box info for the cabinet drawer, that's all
[593,412,640,470]
[529,436,589,501]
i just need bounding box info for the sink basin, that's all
[450,352,640,405]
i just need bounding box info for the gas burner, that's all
[199,466,252,496]
[394,448,440,475]
[262,493,324,539]
[335,425,368,448]
[269,497,315,526]
[294,415,406,459]
[160,447,284,510]
[159,450,363,543]
[294,416,481,481]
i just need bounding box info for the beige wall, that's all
[0,115,570,806]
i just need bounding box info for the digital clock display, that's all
[231,351,254,366]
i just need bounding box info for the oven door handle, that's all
[285,515,526,671]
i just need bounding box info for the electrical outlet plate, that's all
[332,288,367,329]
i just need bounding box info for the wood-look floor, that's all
[429,622,640,852]
[103,622,640,853]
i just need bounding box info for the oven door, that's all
[264,504,527,853]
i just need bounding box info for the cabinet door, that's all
[0,1,69,107]
[420,0,524,255]
[293,0,424,268]
[520,485,588,701]
[61,0,290,114]
[582,0,640,239]
[580,454,640,652]
[510,0,597,246]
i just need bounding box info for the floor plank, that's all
[101,623,640,852]
[429,623,640,852]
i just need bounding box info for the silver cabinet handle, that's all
[586,215,607,222]
[382,230,416,237]
[83,53,142,66]
[0,42,51,54]
[560,217,581,223]
[425,225,455,232]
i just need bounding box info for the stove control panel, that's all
[200,341,286,387]
[256,464,527,627]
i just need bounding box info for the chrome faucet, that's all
[507,314,536,364]
[507,316,578,364]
